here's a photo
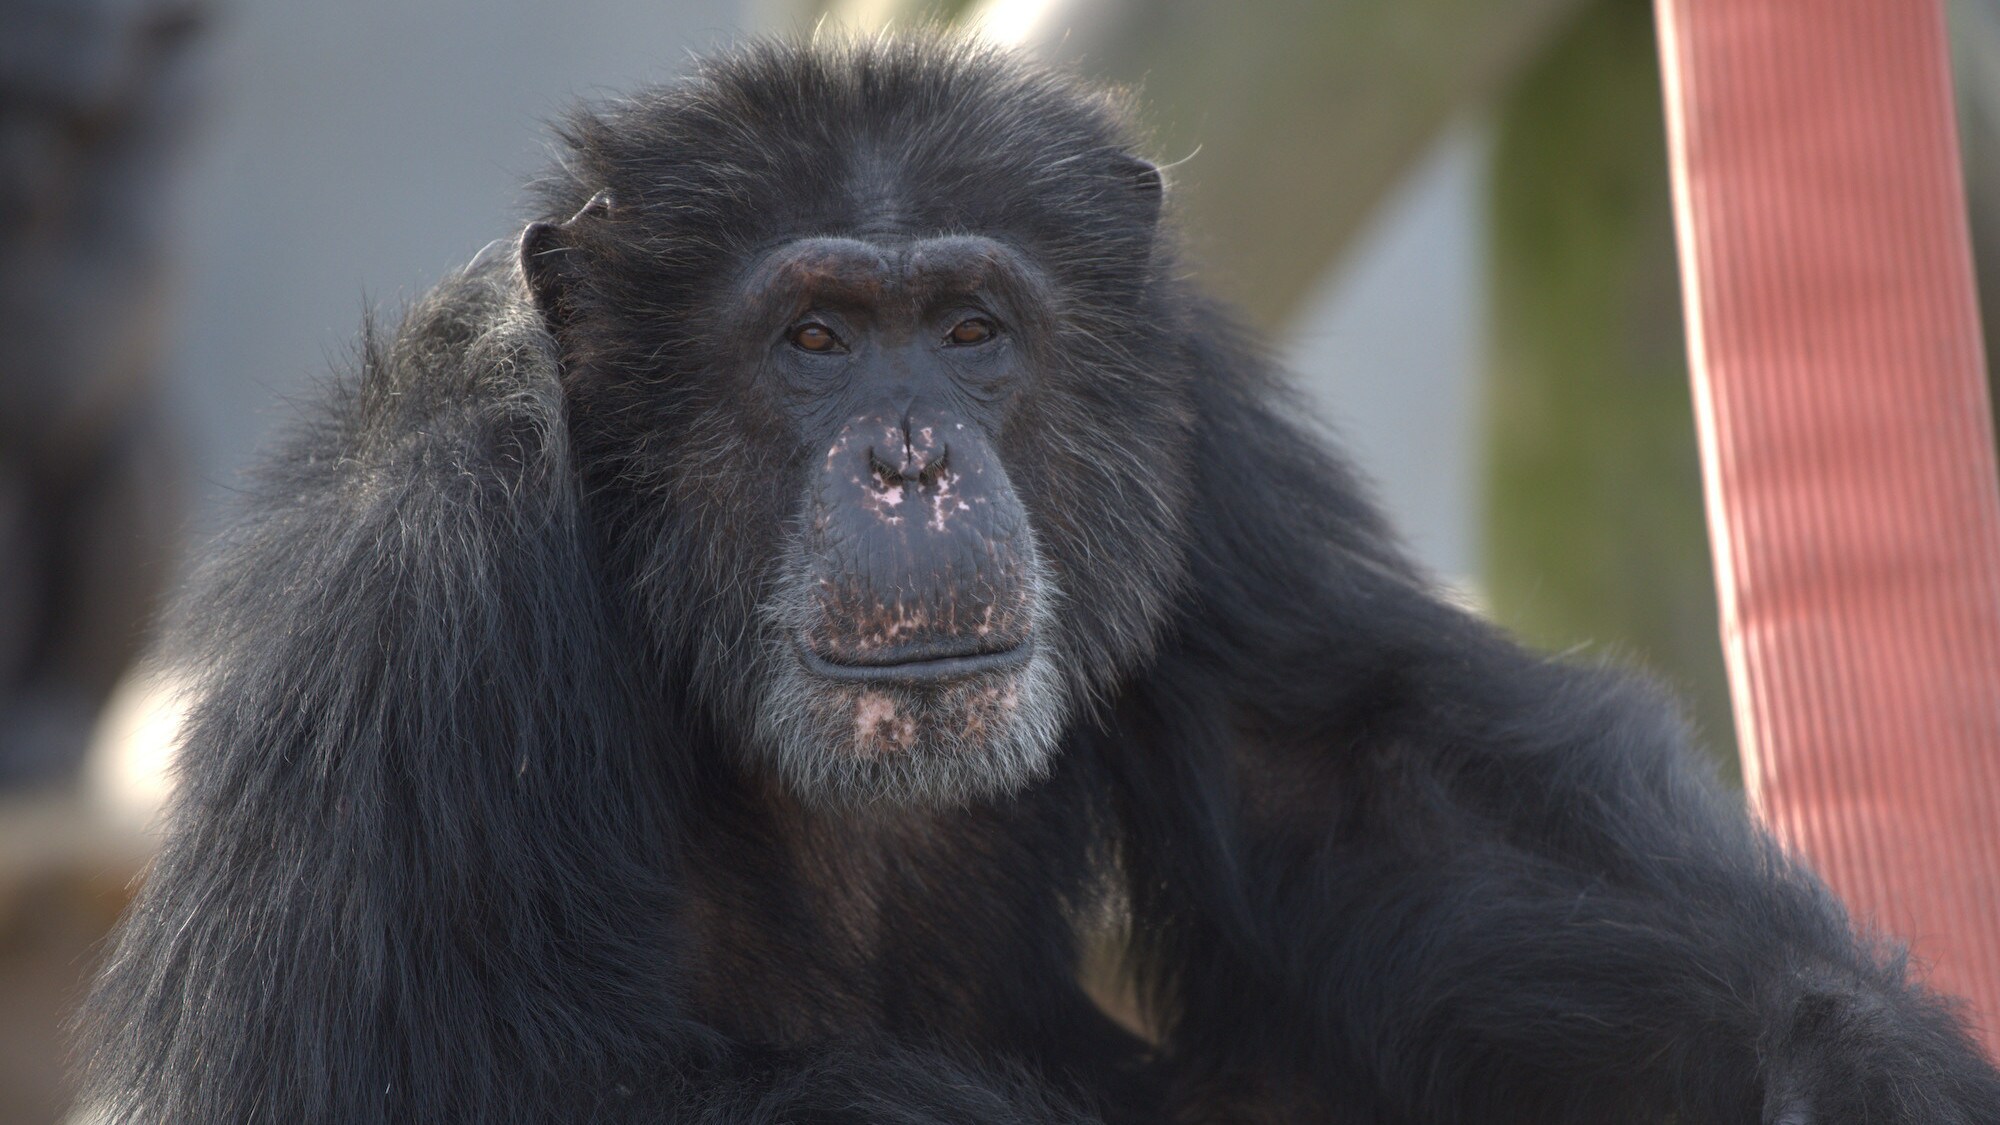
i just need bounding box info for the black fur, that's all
[79,38,2000,1124]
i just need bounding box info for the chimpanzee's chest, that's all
[676,787,1060,1040]
[673,776,1154,1109]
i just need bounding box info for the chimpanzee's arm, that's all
[1098,365,2000,1124]
[73,268,1091,1125]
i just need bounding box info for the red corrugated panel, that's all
[1655,0,2000,1057]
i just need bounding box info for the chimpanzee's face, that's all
[722,234,1071,806]
[526,138,1190,810]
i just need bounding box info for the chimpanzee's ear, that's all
[520,190,612,327]
[1112,153,1163,228]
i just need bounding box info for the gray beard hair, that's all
[746,541,1072,810]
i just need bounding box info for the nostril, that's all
[917,447,950,488]
[867,446,904,487]
[867,444,951,489]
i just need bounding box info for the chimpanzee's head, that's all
[519,40,1196,807]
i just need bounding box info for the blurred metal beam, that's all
[812,0,1593,328]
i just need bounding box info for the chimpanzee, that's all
[78,37,2000,1125]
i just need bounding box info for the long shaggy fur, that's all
[78,36,2000,1125]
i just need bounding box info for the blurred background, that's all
[3,0,1999,1119]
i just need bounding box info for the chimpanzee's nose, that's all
[868,413,950,488]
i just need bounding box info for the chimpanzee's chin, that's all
[752,647,1068,809]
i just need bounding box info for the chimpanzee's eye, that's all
[789,322,843,353]
[946,318,997,346]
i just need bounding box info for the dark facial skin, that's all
[752,236,1040,674]
[733,235,1071,804]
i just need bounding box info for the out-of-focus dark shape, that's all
[2,3,207,1115]
[0,0,204,786]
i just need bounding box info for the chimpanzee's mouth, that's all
[796,637,1033,684]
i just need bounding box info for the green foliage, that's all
[1483,0,1739,775]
